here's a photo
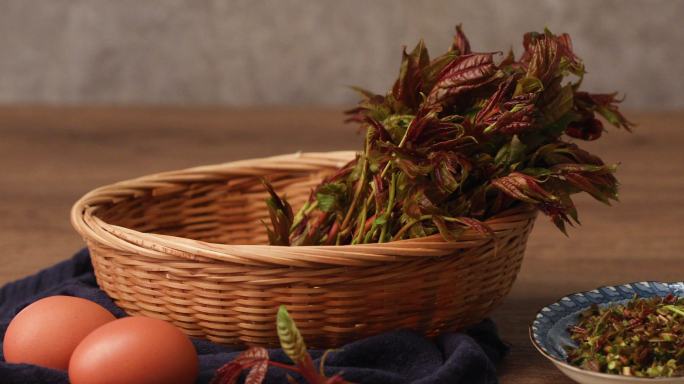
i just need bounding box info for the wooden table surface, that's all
[2,106,683,383]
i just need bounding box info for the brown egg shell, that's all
[3,295,116,370]
[69,316,198,384]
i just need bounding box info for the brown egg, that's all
[3,295,115,370]
[69,316,198,384]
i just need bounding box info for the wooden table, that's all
[2,107,683,383]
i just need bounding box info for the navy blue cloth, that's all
[0,249,508,384]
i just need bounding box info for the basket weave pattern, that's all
[71,151,537,347]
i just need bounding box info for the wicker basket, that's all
[71,151,537,348]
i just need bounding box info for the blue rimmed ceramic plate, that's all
[530,282,684,384]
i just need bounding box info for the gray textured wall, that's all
[0,0,682,108]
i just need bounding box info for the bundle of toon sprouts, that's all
[264,25,631,246]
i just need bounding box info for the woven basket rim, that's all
[71,151,537,267]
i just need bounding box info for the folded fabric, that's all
[0,249,508,384]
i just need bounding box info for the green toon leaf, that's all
[277,305,308,364]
